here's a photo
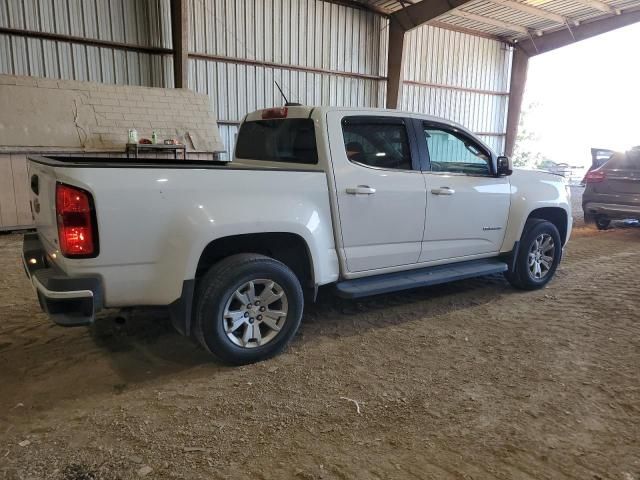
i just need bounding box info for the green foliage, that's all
[511,102,550,168]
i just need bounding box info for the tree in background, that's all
[511,101,549,167]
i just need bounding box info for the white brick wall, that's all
[0,74,224,154]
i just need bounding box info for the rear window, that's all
[235,119,318,164]
[605,151,640,170]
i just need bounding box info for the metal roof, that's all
[351,0,640,41]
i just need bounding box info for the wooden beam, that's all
[504,48,529,157]
[391,0,475,31]
[488,0,568,24]
[170,0,189,89]
[517,6,640,56]
[385,18,406,109]
[450,10,532,35]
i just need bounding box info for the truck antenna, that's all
[274,81,290,105]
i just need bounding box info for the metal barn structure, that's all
[0,0,639,229]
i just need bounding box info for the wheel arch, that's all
[527,207,568,245]
[195,232,315,289]
[170,232,316,337]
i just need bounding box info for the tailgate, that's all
[605,171,640,195]
[28,161,60,256]
[602,151,640,196]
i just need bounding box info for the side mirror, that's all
[496,156,513,176]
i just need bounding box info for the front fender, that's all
[501,171,572,251]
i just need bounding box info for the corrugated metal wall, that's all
[0,0,172,86]
[401,24,512,153]
[187,0,388,159]
[0,0,513,159]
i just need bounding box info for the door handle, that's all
[431,187,455,196]
[346,185,376,195]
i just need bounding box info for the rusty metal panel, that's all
[188,0,387,159]
[402,24,512,153]
[0,0,171,86]
[189,0,386,77]
[189,62,383,160]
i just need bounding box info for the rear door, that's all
[327,112,427,273]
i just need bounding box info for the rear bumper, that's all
[22,233,103,326]
[583,202,640,220]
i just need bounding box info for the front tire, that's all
[505,219,562,290]
[194,254,304,365]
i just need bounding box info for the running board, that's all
[335,258,508,299]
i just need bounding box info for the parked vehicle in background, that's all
[583,147,640,230]
[23,106,572,364]
[536,160,586,185]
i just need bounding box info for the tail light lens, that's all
[56,183,98,258]
[583,169,606,184]
[261,107,288,119]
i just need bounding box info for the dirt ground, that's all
[1,187,638,480]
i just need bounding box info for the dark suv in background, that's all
[583,147,640,230]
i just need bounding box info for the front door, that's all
[417,121,511,262]
[327,112,427,273]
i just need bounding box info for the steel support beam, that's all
[170,0,189,89]
[518,6,640,56]
[393,0,476,30]
[504,48,529,157]
[385,18,406,109]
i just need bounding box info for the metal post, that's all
[504,47,529,157]
[385,18,406,110]
[170,0,189,89]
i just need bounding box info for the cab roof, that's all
[242,106,477,142]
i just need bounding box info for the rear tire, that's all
[505,219,562,290]
[595,216,611,230]
[193,253,304,365]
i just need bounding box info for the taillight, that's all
[583,169,606,184]
[56,183,98,258]
[261,107,288,119]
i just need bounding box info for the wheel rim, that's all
[222,279,288,349]
[528,233,555,280]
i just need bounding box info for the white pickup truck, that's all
[23,106,572,364]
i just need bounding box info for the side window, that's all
[342,118,413,171]
[423,125,492,176]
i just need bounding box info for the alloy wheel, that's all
[528,233,555,280]
[222,279,288,348]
